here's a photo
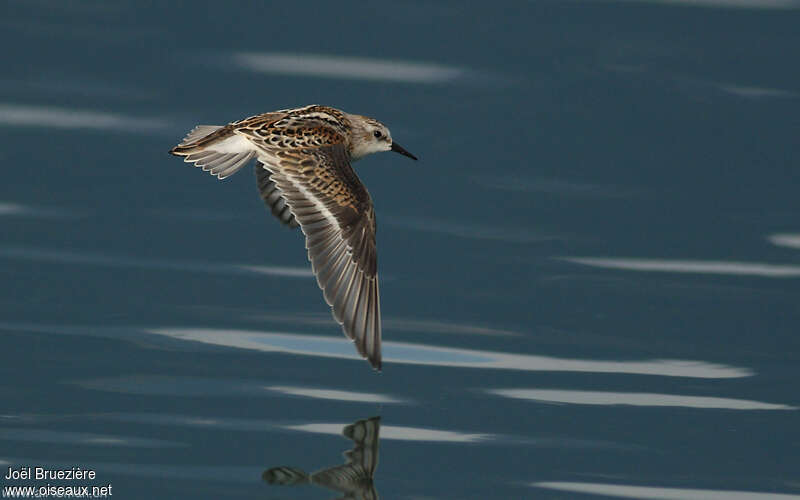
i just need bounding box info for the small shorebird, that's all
[169,105,417,370]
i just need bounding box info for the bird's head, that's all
[346,114,418,162]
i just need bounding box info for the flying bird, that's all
[169,105,418,370]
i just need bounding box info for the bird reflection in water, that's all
[262,416,380,499]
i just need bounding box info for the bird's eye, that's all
[373,130,382,138]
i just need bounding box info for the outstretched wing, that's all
[309,417,381,500]
[261,144,381,370]
[255,161,299,228]
[342,416,380,477]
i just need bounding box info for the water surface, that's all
[1,1,799,498]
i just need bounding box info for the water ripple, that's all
[265,385,405,404]
[561,257,800,278]
[234,52,464,83]
[531,481,800,499]
[248,312,521,337]
[602,0,800,9]
[0,104,169,133]
[92,413,492,443]
[386,215,558,243]
[0,202,73,218]
[768,233,800,250]
[0,246,311,278]
[148,327,752,379]
[471,175,639,199]
[0,428,183,448]
[719,84,798,99]
[71,376,404,404]
[489,388,795,410]
[285,422,490,443]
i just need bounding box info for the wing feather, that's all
[260,144,381,369]
[180,125,224,145]
[254,161,299,228]
[333,262,359,318]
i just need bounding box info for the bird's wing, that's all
[261,466,310,486]
[258,143,381,370]
[342,417,380,477]
[308,417,380,499]
[254,161,299,228]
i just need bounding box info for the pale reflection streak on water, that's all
[71,375,279,397]
[233,52,464,83]
[0,104,169,133]
[102,413,283,433]
[69,376,404,405]
[602,65,799,104]
[769,233,800,250]
[0,246,312,278]
[718,84,798,99]
[247,312,521,337]
[83,413,496,444]
[531,482,800,500]
[0,1,796,498]
[264,385,406,404]
[470,174,638,199]
[561,257,800,278]
[0,75,156,100]
[0,202,73,218]
[0,428,185,448]
[148,327,752,378]
[596,0,800,9]
[4,412,629,452]
[489,389,796,411]
[285,422,490,443]
[0,202,22,215]
[5,322,746,379]
[385,215,559,243]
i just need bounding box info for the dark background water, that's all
[2,1,800,498]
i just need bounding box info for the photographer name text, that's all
[5,466,96,481]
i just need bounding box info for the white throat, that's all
[350,141,385,162]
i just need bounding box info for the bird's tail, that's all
[169,124,256,180]
[170,125,227,154]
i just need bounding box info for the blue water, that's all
[2,1,800,498]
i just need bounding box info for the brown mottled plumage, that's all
[168,105,417,370]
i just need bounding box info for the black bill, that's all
[391,142,418,161]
